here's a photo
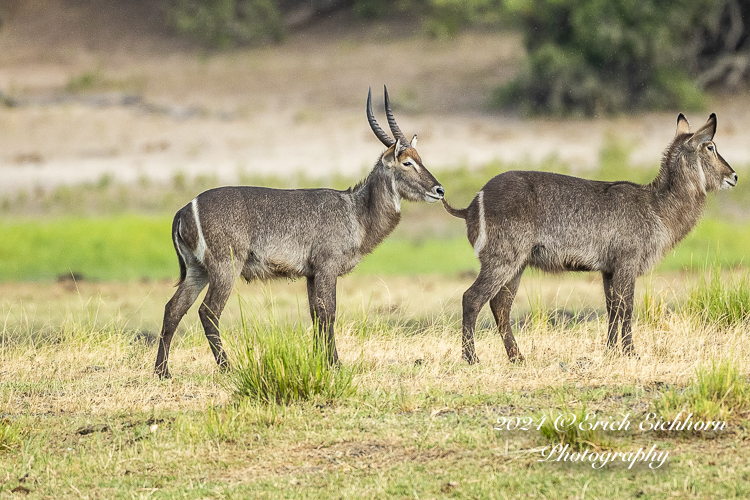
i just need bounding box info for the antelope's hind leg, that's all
[489,267,525,362]
[198,268,238,371]
[462,264,520,364]
[155,266,208,378]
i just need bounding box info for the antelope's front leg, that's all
[618,276,637,356]
[307,274,339,365]
[602,272,619,351]
[607,271,637,357]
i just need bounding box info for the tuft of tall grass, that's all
[651,360,750,426]
[638,279,669,326]
[684,268,750,327]
[225,310,357,405]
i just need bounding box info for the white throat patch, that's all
[391,176,401,213]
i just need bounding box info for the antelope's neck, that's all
[352,167,402,255]
[650,171,707,248]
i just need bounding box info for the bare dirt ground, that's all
[1,0,749,195]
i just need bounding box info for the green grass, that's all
[651,360,750,427]
[0,215,177,281]
[0,419,21,452]
[684,268,750,326]
[666,219,750,271]
[0,156,746,282]
[226,307,357,404]
[0,214,748,282]
[355,237,478,276]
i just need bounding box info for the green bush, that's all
[495,0,720,115]
[166,0,283,48]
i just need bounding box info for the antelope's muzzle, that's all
[426,185,445,202]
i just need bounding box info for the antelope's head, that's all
[676,113,737,192]
[367,86,444,203]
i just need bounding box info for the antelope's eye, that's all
[403,161,413,166]
[707,144,715,152]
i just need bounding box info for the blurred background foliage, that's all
[495,0,750,115]
[165,0,285,47]
[158,0,750,115]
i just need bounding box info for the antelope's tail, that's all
[441,198,469,219]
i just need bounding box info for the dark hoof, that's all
[155,369,172,379]
[509,354,525,364]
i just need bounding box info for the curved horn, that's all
[367,87,394,147]
[384,85,409,145]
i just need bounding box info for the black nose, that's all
[733,173,738,183]
[435,186,445,196]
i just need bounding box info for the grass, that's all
[685,267,750,326]
[0,214,748,282]
[0,215,177,281]
[651,360,750,428]
[0,276,749,497]
[226,302,357,404]
[537,403,611,452]
[0,157,748,493]
[0,419,21,452]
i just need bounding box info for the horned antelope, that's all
[154,87,444,378]
[442,113,737,364]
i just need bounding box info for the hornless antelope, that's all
[154,87,444,378]
[443,113,737,364]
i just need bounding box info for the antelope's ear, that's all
[411,134,417,148]
[676,113,690,136]
[383,140,400,168]
[688,113,716,149]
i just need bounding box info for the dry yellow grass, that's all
[1,273,747,417]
